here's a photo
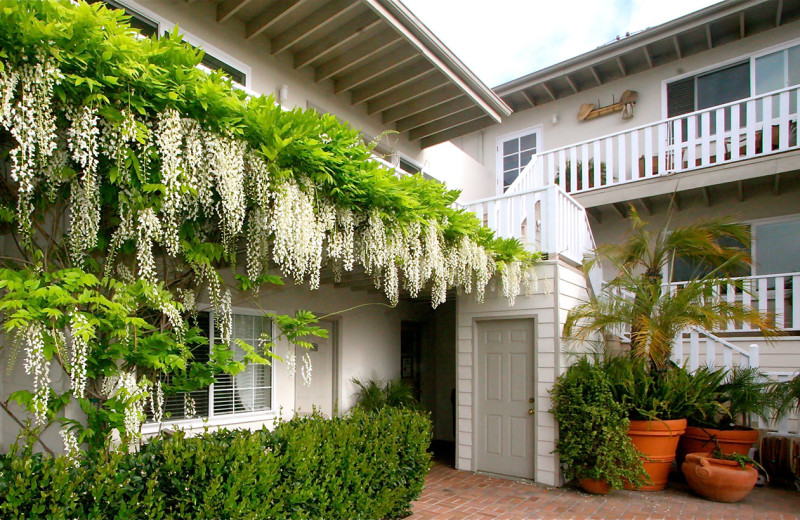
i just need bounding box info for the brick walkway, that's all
[409,463,800,519]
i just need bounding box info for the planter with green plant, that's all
[564,207,776,490]
[678,367,773,465]
[550,357,649,494]
[682,447,763,503]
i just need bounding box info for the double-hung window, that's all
[148,310,273,423]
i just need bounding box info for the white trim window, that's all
[496,126,542,193]
[665,39,800,118]
[148,310,274,423]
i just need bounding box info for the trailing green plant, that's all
[0,407,432,520]
[351,375,419,412]
[550,357,649,490]
[0,0,538,452]
[564,206,776,369]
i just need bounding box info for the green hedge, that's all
[0,408,432,519]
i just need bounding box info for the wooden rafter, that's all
[246,0,303,40]
[350,61,433,105]
[315,32,401,82]
[381,85,461,123]
[672,35,682,59]
[541,82,556,101]
[217,0,253,23]
[271,0,360,55]
[705,24,713,49]
[590,66,602,86]
[616,56,626,76]
[565,75,578,94]
[294,13,381,69]
[643,45,654,68]
[334,46,417,94]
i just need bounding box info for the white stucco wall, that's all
[452,19,800,199]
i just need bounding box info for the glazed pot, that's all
[579,477,611,495]
[625,418,687,491]
[681,452,758,502]
[676,426,759,466]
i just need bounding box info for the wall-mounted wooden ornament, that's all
[577,90,638,121]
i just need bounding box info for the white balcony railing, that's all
[462,184,595,266]
[508,85,800,195]
[668,272,800,332]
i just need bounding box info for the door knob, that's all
[528,409,535,415]
[528,398,534,403]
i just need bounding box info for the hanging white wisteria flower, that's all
[269,180,329,288]
[6,58,62,236]
[59,428,81,467]
[327,208,356,282]
[0,66,19,126]
[399,221,423,298]
[182,120,214,216]
[246,150,271,208]
[209,134,246,251]
[65,105,102,262]
[150,379,164,423]
[357,211,388,279]
[155,109,185,256]
[501,261,523,307]
[117,370,148,436]
[136,208,161,285]
[246,207,271,281]
[285,348,297,378]
[68,313,92,399]
[22,322,50,425]
[301,351,312,387]
[184,393,197,418]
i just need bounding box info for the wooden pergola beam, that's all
[271,0,360,55]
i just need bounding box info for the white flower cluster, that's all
[67,105,101,262]
[183,393,196,418]
[22,323,50,424]
[269,180,328,289]
[501,261,522,306]
[150,379,164,423]
[210,134,246,252]
[156,109,185,256]
[3,58,61,236]
[285,348,296,378]
[69,313,92,399]
[301,352,312,387]
[136,208,161,284]
[116,370,147,436]
[59,428,81,467]
[328,208,356,282]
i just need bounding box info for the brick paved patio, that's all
[409,463,800,520]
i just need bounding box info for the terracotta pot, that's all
[682,452,758,502]
[677,426,759,466]
[625,418,687,491]
[579,477,611,495]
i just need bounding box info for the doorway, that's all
[475,319,536,479]
[294,319,337,417]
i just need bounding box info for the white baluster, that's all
[630,130,639,179]
[701,111,711,166]
[746,99,757,156]
[689,329,699,371]
[605,137,615,183]
[779,91,790,149]
[706,337,716,369]
[775,276,785,330]
[715,108,725,164]
[569,147,577,192]
[730,104,741,160]
[657,123,667,173]
[686,116,697,168]
[763,95,773,152]
[593,140,602,187]
[644,126,653,177]
[618,135,626,182]
[723,347,732,371]
[581,143,589,189]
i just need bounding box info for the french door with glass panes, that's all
[497,126,542,194]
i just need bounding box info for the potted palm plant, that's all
[563,207,776,490]
[678,367,773,465]
[550,357,649,494]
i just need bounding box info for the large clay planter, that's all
[626,418,687,491]
[579,477,611,495]
[676,426,759,466]
[682,452,758,502]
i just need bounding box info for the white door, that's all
[475,319,535,479]
[294,320,337,417]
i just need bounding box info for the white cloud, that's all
[402,0,720,87]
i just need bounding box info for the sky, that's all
[402,0,720,88]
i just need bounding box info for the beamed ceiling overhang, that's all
[206,0,511,148]
[494,0,800,113]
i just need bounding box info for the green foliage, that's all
[0,407,432,519]
[550,357,649,490]
[351,375,420,412]
[564,207,776,368]
[602,356,727,421]
[768,373,800,422]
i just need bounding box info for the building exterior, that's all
[1,0,798,488]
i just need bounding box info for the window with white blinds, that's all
[147,311,273,423]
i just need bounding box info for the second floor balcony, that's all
[506,85,800,199]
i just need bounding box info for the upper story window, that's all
[196,52,248,87]
[497,127,541,192]
[666,41,800,118]
[147,311,273,423]
[755,44,800,95]
[91,0,159,37]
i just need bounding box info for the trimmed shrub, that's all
[0,407,432,519]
